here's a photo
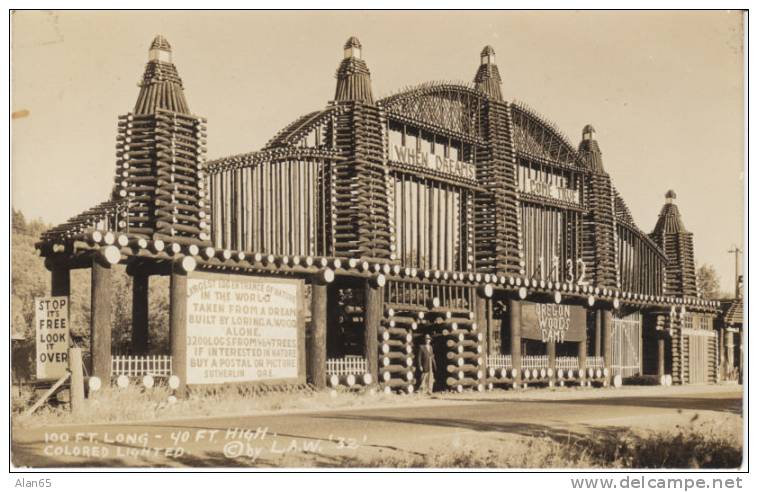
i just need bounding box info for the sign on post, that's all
[34,296,70,380]
[185,271,305,385]
[521,302,587,343]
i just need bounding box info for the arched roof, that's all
[263,108,334,149]
[378,81,488,108]
[510,101,587,169]
[378,82,489,139]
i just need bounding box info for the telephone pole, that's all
[727,245,742,298]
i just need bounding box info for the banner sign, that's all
[521,302,586,343]
[392,145,476,181]
[34,296,70,380]
[186,272,304,385]
[520,178,581,205]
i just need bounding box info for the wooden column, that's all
[578,333,587,381]
[475,288,490,386]
[475,292,488,357]
[308,281,327,390]
[739,332,743,384]
[594,312,602,357]
[90,258,113,382]
[509,298,522,382]
[601,309,613,371]
[719,327,726,380]
[657,334,666,379]
[170,266,188,393]
[68,347,85,414]
[131,274,149,355]
[51,268,70,297]
[364,279,384,384]
[547,339,556,383]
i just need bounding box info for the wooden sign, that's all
[520,178,580,205]
[34,296,70,380]
[185,271,305,385]
[392,145,476,180]
[521,302,586,343]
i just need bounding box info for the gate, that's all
[686,330,715,384]
[609,311,642,377]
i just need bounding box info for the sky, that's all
[11,10,745,293]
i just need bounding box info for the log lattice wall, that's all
[332,102,393,260]
[211,158,329,256]
[473,101,521,275]
[582,172,618,288]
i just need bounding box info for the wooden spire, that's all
[473,45,503,101]
[334,36,374,104]
[580,124,617,288]
[652,190,689,235]
[578,124,604,172]
[650,190,698,297]
[134,35,190,115]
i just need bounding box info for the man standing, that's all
[418,334,436,395]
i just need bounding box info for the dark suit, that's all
[418,343,436,394]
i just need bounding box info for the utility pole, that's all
[727,245,742,298]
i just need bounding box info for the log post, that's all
[509,298,522,383]
[739,332,743,384]
[602,309,613,372]
[547,339,556,384]
[51,268,70,297]
[726,331,735,369]
[657,334,666,379]
[90,256,113,382]
[308,280,328,390]
[131,273,150,355]
[578,333,587,383]
[364,276,385,384]
[169,257,195,395]
[475,287,491,386]
[719,327,726,380]
[594,311,602,357]
[68,347,85,414]
[475,294,487,354]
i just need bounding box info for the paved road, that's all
[12,388,742,468]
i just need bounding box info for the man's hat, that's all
[425,334,432,341]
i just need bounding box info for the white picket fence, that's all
[111,355,172,377]
[555,356,579,371]
[326,356,367,376]
[521,355,549,370]
[586,356,605,370]
[487,354,513,369]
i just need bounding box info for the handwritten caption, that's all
[41,427,366,463]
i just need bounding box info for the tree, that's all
[697,264,721,300]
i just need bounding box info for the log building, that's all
[36,36,722,393]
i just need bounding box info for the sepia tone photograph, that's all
[9,9,746,471]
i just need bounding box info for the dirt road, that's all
[12,386,742,468]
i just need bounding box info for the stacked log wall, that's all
[332,102,393,261]
[473,100,521,276]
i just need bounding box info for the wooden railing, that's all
[111,355,172,377]
[326,356,367,376]
[586,356,605,370]
[555,356,579,370]
[486,354,512,369]
[522,355,549,370]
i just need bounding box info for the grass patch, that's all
[339,422,742,469]
[12,382,410,427]
[622,375,661,386]
[582,422,743,468]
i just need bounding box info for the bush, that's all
[622,375,661,386]
[582,423,743,468]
